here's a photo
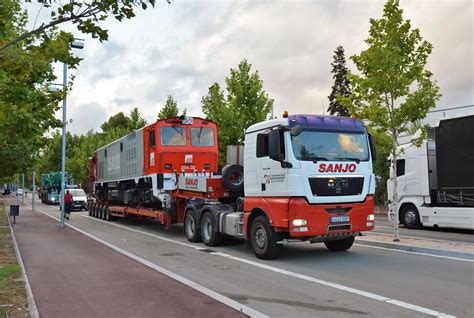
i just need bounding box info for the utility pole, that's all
[32,170,36,211]
[22,173,24,203]
[60,62,67,228]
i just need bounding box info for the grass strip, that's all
[0,200,29,317]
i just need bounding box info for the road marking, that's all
[74,214,458,317]
[370,231,474,245]
[28,206,267,318]
[354,242,473,263]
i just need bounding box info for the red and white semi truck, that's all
[88,114,376,259]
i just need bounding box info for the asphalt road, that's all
[374,215,474,244]
[24,199,474,317]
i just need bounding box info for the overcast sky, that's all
[26,0,473,135]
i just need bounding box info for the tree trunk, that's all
[391,137,400,241]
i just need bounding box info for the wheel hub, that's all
[255,227,266,249]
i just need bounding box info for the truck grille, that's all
[309,177,364,196]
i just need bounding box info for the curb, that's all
[5,202,40,318]
[355,238,474,262]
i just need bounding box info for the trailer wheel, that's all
[324,236,355,252]
[184,210,202,242]
[401,204,421,229]
[200,212,223,246]
[250,216,282,260]
[222,165,244,192]
[100,206,107,220]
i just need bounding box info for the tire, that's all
[104,206,109,221]
[250,216,282,260]
[200,212,223,246]
[100,206,107,220]
[324,236,355,252]
[184,210,202,242]
[222,164,244,192]
[401,204,421,229]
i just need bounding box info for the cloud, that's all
[26,0,473,134]
[68,102,107,135]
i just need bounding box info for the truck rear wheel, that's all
[324,236,355,252]
[200,212,223,246]
[401,205,421,229]
[184,210,202,242]
[250,216,282,260]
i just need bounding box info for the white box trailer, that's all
[388,107,474,230]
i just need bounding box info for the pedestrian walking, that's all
[64,190,73,220]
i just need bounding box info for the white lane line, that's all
[75,214,457,318]
[28,206,267,318]
[354,243,473,263]
[6,205,39,318]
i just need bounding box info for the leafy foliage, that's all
[36,108,147,192]
[327,46,351,117]
[158,95,186,119]
[202,59,273,164]
[340,0,441,228]
[0,0,78,178]
[1,0,161,51]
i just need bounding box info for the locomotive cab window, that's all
[161,127,186,146]
[191,128,215,146]
[149,130,155,147]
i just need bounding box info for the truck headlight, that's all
[367,214,375,221]
[292,219,307,226]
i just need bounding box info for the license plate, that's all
[330,216,350,223]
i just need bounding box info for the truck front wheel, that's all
[401,205,421,229]
[184,210,202,243]
[250,216,282,260]
[324,236,355,252]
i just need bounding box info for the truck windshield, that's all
[291,131,369,162]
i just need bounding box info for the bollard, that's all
[10,205,19,224]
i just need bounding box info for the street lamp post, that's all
[59,40,84,229]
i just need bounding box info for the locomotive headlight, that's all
[292,219,307,226]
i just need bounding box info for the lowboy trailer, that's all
[88,113,376,259]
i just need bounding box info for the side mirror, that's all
[368,134,377,161]
[268,130,284,161]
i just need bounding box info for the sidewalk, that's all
[4,199,246,318]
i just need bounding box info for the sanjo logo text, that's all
[318,163,356,173]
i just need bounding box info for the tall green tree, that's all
[0,0,78,178]
[1,0,161,51]
[158,95,179,119]
[128,107,147,131]
[202,59,273,163]
[327,45,351,116]
[100,112,130,133]
[341,0,441,240]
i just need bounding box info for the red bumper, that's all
[287,196,374,237]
